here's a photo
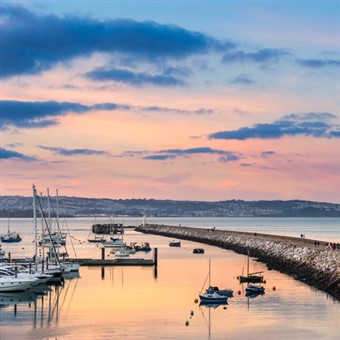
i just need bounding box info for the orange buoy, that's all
[194,298,198,303]
[272,286,276,291]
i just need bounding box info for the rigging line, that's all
[63,217,78,261]
[35,194,61,266]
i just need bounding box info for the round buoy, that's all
[263,280,267,284]
[238,290,241,295]
[223,306,227,310]
[194,298,198,303]
[272,286,276,291]
[185,321,189,326]
[190,310,194,316]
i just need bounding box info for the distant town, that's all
[1,196,340,218]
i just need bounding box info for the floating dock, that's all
[68,258,154,266]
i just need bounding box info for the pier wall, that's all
[136,224,340,301]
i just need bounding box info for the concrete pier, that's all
[136,224,340,301]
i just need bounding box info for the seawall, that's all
[136,224,340,301]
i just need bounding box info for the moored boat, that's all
[169,240,181,247]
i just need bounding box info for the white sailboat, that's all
[199,259,230,304]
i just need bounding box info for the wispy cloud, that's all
[1,100,214,129]
[143,147,242,162]
[296,58,340,68]
[1,3,234,79]
[209,112,340,140]
[143,154,177,161]
[229,74,255,86]
[222,48,290,64]
[38,146,110,157]
[0,147,38,161]
[85,67,187,86]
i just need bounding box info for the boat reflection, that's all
[0,274,79,329]
[245,290,265,298]
[199,299,229,339]
[0,290,38,307]
[199,300,228,309]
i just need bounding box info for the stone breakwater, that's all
[136,224,340,301]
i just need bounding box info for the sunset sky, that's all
[1,1,339,202]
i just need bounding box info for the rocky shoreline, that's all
[136,224,340,301]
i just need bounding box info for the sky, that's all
[1,0,339,202]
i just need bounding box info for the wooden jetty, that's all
[68,258,154,266]
[8,248,158,268]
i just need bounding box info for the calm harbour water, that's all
[0,217,339,339]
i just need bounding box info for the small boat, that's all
[169,240,181,247]
[245,285,265,294]
[88,235,106,243]
[238,249,264,283]
[206,285,233,297]
[199,259,232,303]
[132,242,152,252]
[113,248,130,257]
[199,291,228,303]
[193,248,205,254]
[1,219,22,243]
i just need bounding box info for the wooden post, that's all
[8,252,11,263]
[154,247,158,268]
[101,247,105,260]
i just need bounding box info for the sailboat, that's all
[199,259,231,303]
[0,218,22,243]
[238,249,264,283]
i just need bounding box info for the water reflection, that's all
[0,276,79,332]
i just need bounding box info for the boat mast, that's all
[209,258,211,287]
[56,189,59,227]
[32,184,38,270]
[247,249,250,277]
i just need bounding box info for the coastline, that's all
[136,224,340,301]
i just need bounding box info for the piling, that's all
[101,247,105,260]
[154,247,158,268]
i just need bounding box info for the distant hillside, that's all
[1,196,339,217]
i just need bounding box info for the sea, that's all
[0,217,339,339]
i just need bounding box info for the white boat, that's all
[113,248,130,257]
[0,265,53,285]
[0,276,38,292]
[199,291,228,303]
[102,237,126,249]
[61,262,80,273]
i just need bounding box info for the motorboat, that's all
[169,240,181,247]
[0,275,39,292]
[193,248,205,254]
